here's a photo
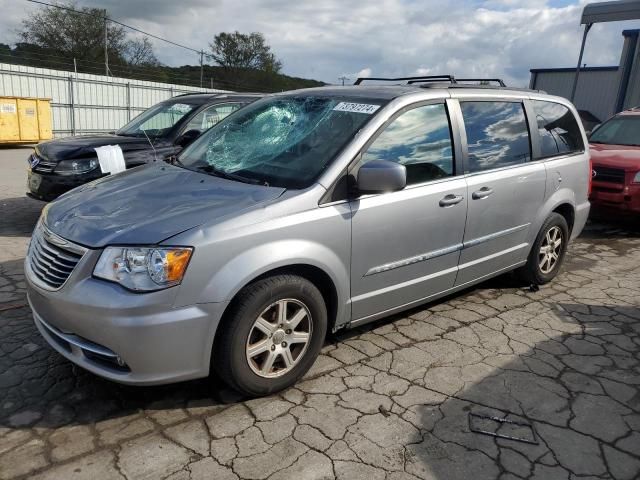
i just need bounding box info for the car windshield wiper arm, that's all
[195,165,265,185]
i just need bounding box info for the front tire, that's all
[214,274,327,396]
[518,213,569,285]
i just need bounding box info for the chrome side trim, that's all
[364,223,530,277]
[36,313,118,358]
[364,243,463,276]
[463,223,530,249]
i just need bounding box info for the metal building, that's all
[529,28,640,122]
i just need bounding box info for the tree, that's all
[124,37,159,67]
[19,1,158,68]
[210,32,282,73]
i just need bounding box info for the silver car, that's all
[25,76,590,395]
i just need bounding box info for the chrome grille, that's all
[27,224,86,290]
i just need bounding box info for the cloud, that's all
[0,0,635,87]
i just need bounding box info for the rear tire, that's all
[517,213,569,285]
[213,274,327,396]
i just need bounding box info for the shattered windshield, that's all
[178,95,387,188]
[116,102,196,138]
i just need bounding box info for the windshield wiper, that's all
[196,165,265,185]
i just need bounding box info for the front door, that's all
[454,99,546,286]
[349,102,467,322]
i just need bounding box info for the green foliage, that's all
[210,32,282,73]
[4,4,324,92]
[19,1,158,67]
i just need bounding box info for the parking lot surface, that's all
[1,147,639,480]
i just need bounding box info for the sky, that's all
[0,0,638,87]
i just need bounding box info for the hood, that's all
[36,134,166,162]
[589,143,640,171]
[43,163,286,248]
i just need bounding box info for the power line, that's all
[24,0,203,54]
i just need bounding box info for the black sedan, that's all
[27,92,261,200]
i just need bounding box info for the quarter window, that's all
[532,101,584,158]
[461,101,531,173]
[362,104,454,185]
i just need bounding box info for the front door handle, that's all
[472,187,494,200]
[439,194,464,207]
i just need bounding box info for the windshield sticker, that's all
[333,102,380,114]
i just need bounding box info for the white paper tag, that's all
[95,145,126,175]
[333,102,380,114]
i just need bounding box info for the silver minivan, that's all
[25,76,590,395]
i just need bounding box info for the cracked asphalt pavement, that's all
[1,147,639,480]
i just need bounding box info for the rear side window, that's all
[362,103,454,185]
[532,101,584,158]
[461,101,531,173]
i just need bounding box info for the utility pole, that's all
[338,76,349,86]
[104,9,109,76]
[200,50,204,88]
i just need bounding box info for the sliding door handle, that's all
[439,194,464,207]
[472,187,494,200]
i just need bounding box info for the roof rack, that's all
[354,75,455,85]
[353,75,507,88]
[173,92,216,97]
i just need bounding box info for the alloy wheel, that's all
[245,299,313,378]
[538,226,563,274]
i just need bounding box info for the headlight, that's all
[634,172,640,184]
[55,158,99,175]
[94,246,193,291]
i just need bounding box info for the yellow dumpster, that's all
[0,96,53,144]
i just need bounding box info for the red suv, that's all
[589,107,640,214]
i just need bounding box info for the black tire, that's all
[517,213,569,285]
[213,274,327,396]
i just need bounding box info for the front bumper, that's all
[25,252,227,385]
[27,169,103,201]
[590,183,640,214]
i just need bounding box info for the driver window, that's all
[184,104,242,133]
[362,103,454,185]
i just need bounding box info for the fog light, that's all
[116,356,126,367]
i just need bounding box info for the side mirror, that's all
[176,129,201,147]
[357,160,406,194]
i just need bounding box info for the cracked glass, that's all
[178,95,388,188]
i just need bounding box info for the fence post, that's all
[68,75,76,135]
[127,82,132,121]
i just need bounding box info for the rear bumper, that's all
[590,184,640,214]
[26,269,227,385]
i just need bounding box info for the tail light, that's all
[588,157,593,196]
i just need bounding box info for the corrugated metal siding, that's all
[0,63,229,137]
[531,69,620,122]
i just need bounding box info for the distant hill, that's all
[0,43,326,92]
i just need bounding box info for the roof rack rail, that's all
[354,75,455,85]
[173,92,214,97]
[455,78,506,87]
[353,75,508,88]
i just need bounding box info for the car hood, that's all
[42,163,286,248]
[590,143,640,171]
[36,134,165,162]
